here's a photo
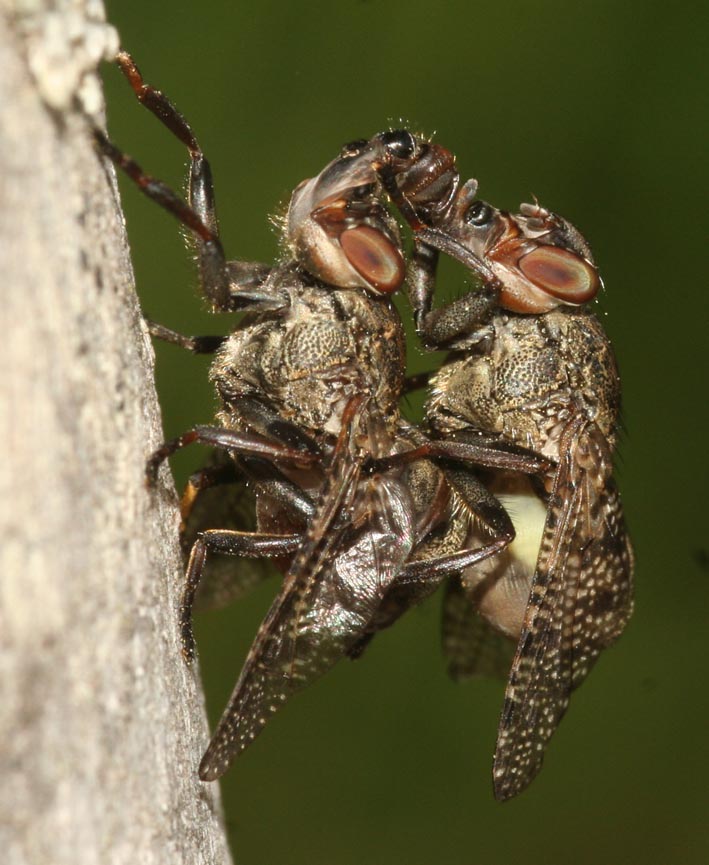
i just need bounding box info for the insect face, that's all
[285,129,459,297]
[418,178,602,313]
[286,140,406,295]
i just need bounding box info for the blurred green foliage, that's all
[103,2,709,863]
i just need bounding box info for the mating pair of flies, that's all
[97,51,634,801]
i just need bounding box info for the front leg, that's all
[110,51,229,310]
[420,283,499,348]
[406,239,438,331]
[407,238,499,347]
[98,53,286,314]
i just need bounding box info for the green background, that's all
[103,2,708,863]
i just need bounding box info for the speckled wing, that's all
[492,417,634,801]
[442,577,514,680]
[198,432,418,781]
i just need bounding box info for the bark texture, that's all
[0,3,233,863]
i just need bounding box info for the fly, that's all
[381,164,634,800]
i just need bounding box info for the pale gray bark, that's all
[0,3,233,863]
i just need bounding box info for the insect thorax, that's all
[426,308,621,456]
[210,278,406,439]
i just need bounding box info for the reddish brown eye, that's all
[518,245,600,304]
[340,225,405,294]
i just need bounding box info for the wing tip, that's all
[491,765,535,802]
[198,752,228,782]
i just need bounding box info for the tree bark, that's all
[0,3,233,863]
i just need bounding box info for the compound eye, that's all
[518,245,600,304]
[464,201,493,226]
[340,225,405,294]
[379,130,416,160]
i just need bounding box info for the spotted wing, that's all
[492,417,634,800]
[198,416,417,780]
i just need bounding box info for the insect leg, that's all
[419,283,500,347]
[398,467,515,585]
[179,455,317,617]
[402,236,501,346]
[146,425,316,486]
[178,457,241,536]
[406,240,438,330]
[227,396,323,457]
[181,530,303,661]
[146,320,227,354]
[416,226,502,290]
[112,51,234,310]
[145,287,289,357]
[238,459,317,524]
[370,435,552,478]
[179,456,316,538]
[98,54,285,312]
[93,126,231,308]
[376,161,426,230]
